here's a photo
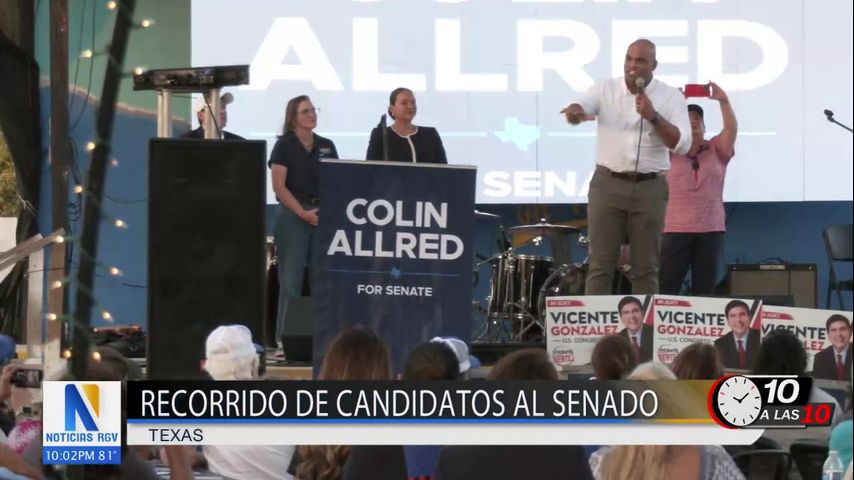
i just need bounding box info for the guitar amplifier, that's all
[728,263,817,308]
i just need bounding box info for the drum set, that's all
[472,213,632,344]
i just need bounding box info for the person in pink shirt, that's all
[659,82,738,295]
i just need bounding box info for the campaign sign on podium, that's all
[314,160,476,372]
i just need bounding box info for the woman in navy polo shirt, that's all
[365,87,448,164]
[269,95,338,357]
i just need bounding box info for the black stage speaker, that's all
[148,139,266,379]
[728,263,817,308]
[281,296,314,363]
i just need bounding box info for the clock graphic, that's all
[711,375,763,428]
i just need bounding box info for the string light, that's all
[46,313,58,321]
[66,0,145,382]
[50,280,64,289]
[54,235,65,244]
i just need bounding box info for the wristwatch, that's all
[649,111,660,124]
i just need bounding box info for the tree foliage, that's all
[0,130,20,217]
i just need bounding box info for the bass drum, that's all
[540,264,633,300]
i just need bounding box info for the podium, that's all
[312,160,477,373]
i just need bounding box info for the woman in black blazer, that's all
[365,87,447,164]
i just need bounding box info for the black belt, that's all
[299,197,320,206]
[602,167,658,182]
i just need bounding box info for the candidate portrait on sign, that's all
[812,314,853,382]
[714,299,760,370]
[617,296,652,363]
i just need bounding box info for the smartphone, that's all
[684,84,711,98]
[12,368,43,388]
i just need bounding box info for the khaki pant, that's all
[585,166,668,295]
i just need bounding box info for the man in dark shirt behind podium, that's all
[180,91,244,140]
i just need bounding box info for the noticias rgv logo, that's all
[65,384,100,432]
[42,381,122,465]
[44,383,110,443]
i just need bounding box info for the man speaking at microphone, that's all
[561,39,690,295]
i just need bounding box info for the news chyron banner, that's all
[546,296,653,368]
[760,306,852,379]
[124,380,766,446]
[651,296,761,368]
[314,160,476,371]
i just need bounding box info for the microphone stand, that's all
[381,114,390,160]
[629,81,645,203]
[825,112,853,133]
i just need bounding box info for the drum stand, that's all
[473,231,604,344]
[473,236,543,343]
[472,295,511,344]
[473,248,514,343]
[519,235,593,341]
[512,304,542,342]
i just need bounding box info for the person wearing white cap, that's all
[180,91,244,139]
[204,324,261,380]
[201,325,295,480]
[430,336,480,379]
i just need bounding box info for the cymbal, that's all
[474,209,501,219]
[509,221,581,235]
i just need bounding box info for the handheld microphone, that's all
[634,76,646,92]
[824,109,834,121]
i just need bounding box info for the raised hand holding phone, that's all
[11,368,43,389]
[708,81,729,103]
[0,364,20,401]
[683,83,711,98]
